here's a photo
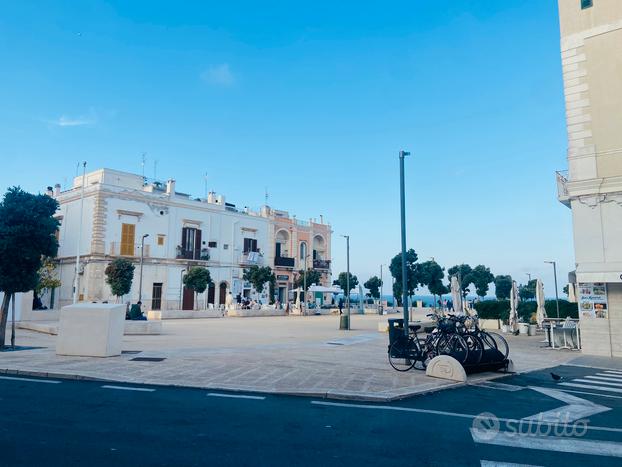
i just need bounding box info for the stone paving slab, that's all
[1,315,578,401]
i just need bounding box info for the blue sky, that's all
[0,0,573,296]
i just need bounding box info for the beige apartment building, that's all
[557,0,622,355]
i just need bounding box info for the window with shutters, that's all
[120,223,135,256]
[243,238,258,253]
[181,227,202,259]
[157,234,165,246]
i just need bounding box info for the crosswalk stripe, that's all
[0,375,61,384]
[480,461,543,467]
[560,382,622,394]
[595,373,622,379]
[603,370,622,376]
[471,428,622,457]
[585,375,622,384]
[574,379,622,388]
[207,393,266,400]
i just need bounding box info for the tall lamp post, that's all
[302,253,310,316]
[138,234,149,303]
[179,268,186,310]
[545,261,560,319]
[379,264,384,315]
[341,234,351,330]
[399,150,411,336]
[72,161,87,304]
[526,272,532,282]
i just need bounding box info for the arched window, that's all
[300,241,307,260]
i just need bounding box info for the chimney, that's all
[45,186,54,197]
[166,179,176,195]
[54,183,61,197]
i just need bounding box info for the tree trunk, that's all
[0,293,11,349]
[11,293,16,348]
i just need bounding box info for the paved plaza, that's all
[2,314,578,401]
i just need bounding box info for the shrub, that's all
[474,300,509,321]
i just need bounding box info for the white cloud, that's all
[48,110,97,127]
[201,63,235,87]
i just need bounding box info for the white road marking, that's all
[0,376,61,384]
[575,378,622,387]
[561,382,622,394]
[207,393,265,400]
[472,381,524,392]
[470,428,622,457]
[311,401,622,434]
[559,388,622,400]
[592,374,622,381]
[480,461,542,467]
[101,385,155,392]
[603,370,622,375]
[523,387,610,423]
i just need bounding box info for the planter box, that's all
[149,309,223,320]
[479,319,501,330]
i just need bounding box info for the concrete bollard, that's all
[425,355,467,382]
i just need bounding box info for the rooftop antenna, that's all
[153,160,159,181]
[141,153,147,179]
[265,186,269,205]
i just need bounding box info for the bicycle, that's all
[388,324,434,372]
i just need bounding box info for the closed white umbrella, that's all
[450,276,463,314]
[535,279,546,328]
[509,280,519,331]
[567,282,577,303]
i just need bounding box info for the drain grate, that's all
[130,357,166,362]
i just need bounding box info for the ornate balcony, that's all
[313,259,331,270]
[275,256,295,268]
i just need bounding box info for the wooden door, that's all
[219,282,227,305]
[182,286,194,310]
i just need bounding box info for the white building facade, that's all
[557,0,622,355]
[52,168,303,311]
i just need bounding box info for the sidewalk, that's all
[1,315,578,401]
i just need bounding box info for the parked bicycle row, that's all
[387,312,509,372]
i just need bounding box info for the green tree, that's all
[471,264,495,299]
[447,264,473,298]
[563,284,569,296]
[389,249,421,304]
[419,260,449,305]
[183,266,212,309]
[105,258,135,299]
[243,265,276,304]
[494,275,512,300]
[34,256,62,308]
[519,279,537,301]
[0,187,59,348]
[294,269,322,291]
[363,276,382,300]
[336,272,358,294]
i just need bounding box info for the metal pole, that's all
[379,264,383,314]
[72,161,86,304]
[179,268,186,310]
[553,262,560,319]
[138,234,149,303]
[399,150,410,336]
[11,293,15,349]
[303,255,307,316]
[346,235,350,330]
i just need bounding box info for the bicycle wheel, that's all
[412,338,433,370]
[481,331,509,359]
[436,333,470,364]
[463,333,484,365]
[389,338,417,371]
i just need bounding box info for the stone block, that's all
[56,303,125,357]
[425,355,467,382]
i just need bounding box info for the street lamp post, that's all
[399,150,411,336]
[302,253,310,316]
[341,235,351,330]
[179,268,186,310]
[545,261,560,319]
[138,234,149,303]
[379,264,384,315]
[72,161,87,304]
[526,273,532,282]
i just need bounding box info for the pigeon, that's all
[551,372,563,381]
[513,329,520,336]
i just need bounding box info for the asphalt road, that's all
[1,365,622,466]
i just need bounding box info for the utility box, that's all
[56,303,125,357]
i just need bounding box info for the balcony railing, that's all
[241,251,263,266]
[313,259,331,270]
[275,256,295,268]
[556,170,570,207]
[176,247,210,261]
[109,242,150,258]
